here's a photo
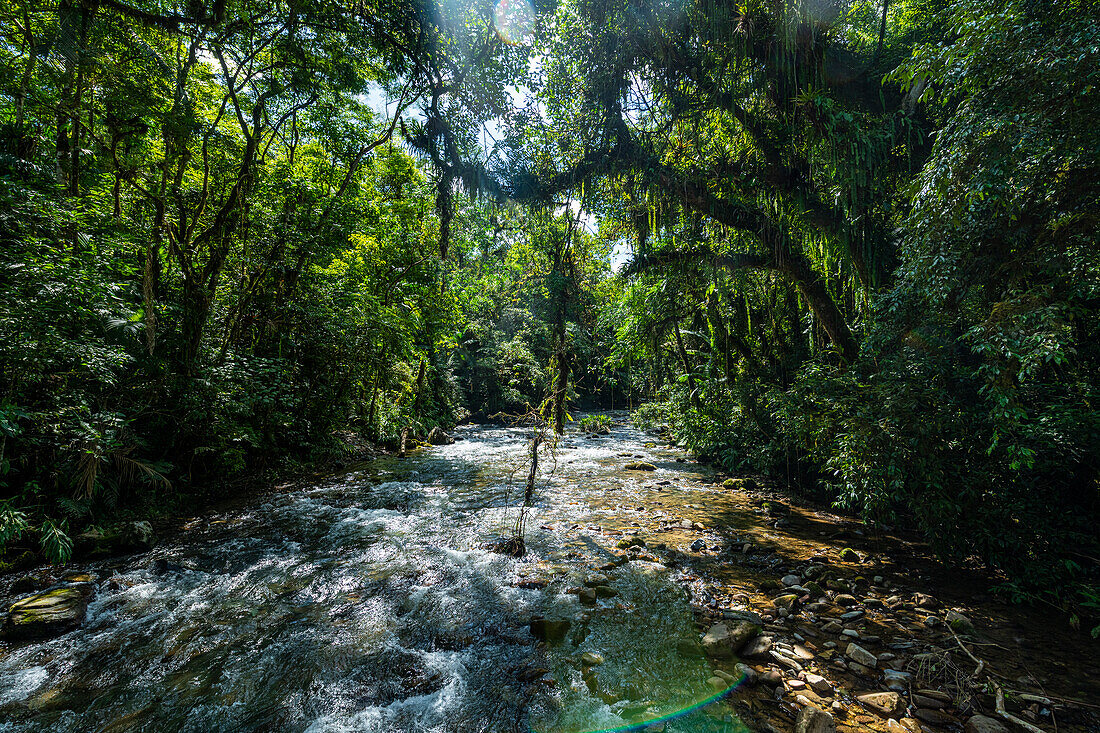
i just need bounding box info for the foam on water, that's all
[0,415,746,732]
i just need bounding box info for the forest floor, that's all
[582,441,1100,733]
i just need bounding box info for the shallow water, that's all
[0,415,749,733]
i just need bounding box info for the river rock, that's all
[946,609,975,634]
[530,618,570,643]
[734,662,757,684]
[883,669,912,691]
[774,594,799,611]
[624,461,656,471]
[740,634,773,658]
[915,708,953,726]
[801,672,833,695]
[857,691,902,717]
[426,427,455,445]
[845,642,877,667]
[795,706,836,733]
[689,539,706,552]
[1,585,93,639]
[914,593,938,609]
[964,715,1010,733]
[580,651,604,666]
[702,619,760,658]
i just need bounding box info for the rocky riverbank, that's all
[568,444,1100,733]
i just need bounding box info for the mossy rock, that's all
[839,547,860,562]
[1,585,93,639]
[0,549,38,575]
[616,537,646,550]
[773,594,799,610]
[624,462,656,471]
[803,581,826,598]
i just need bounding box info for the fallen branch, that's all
[994,681,1046,733]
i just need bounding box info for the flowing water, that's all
[0,415,750,733]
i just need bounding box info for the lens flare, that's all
[493,0,536,45]
[531,671,752,733]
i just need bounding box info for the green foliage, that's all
[38,518,72,565]
[577,414,611,434]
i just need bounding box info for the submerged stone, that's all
[530,618,571,643]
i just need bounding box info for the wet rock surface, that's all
[1,584,93,639]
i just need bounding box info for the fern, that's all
[0,501,31,547]
[39,518,73,564]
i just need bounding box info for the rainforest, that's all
[0,0,1098,731]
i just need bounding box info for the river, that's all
[0,414,751,733]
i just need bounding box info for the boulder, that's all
[1,585,93,639]
[426,427,455,445]
[795,706,836,733]
[624,461,656,471]
[702,623,734,658]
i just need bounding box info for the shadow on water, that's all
[0,420,749,733]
